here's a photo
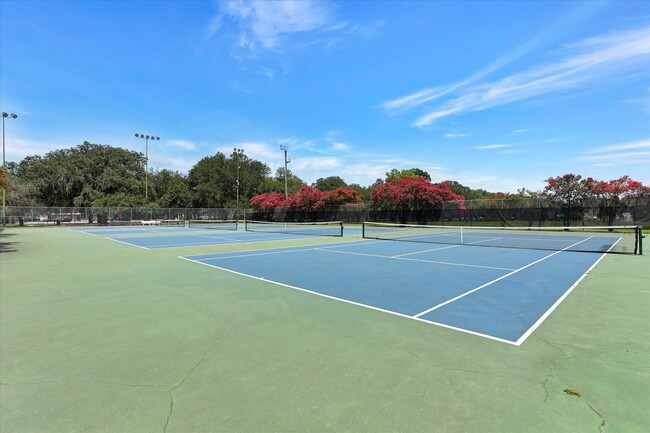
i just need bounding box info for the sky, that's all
[1,0,649,193]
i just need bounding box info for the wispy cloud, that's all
[216,141,280,161]
[444,132,472,139]
[207,0,377,57]
[331,141,349,151]
[409,25,650,127]
[167,139,197,151]
[587,138,650,153]
[581,138,650,166]
[473,144,511,150]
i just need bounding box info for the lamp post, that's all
[280,144,290,200]
[233,148,244,208]
[2,112,18,223]
[135,133,160,201]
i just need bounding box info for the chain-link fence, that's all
[2,207,246,227]
[4,200,649,228]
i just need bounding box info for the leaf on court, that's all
[563,388,582,397]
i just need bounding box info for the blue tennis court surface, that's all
[72,226,361,249]
[181,240,607,345]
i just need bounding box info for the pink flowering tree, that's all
[370,177,464,224]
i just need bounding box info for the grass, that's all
[1,227,649,432]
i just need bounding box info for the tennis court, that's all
[74,220,354,249]
[180,223,638,345]
[2,225,649,433]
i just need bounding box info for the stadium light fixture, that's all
[233,148,244,208]
[2,112,18,224]
[135,133,160,201]
[280,145,290,200]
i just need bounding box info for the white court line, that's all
[314,248,515,271]
[391,244,464,258]
[389,236,503,258]
[178,256,517,345]
[68,228,100,237]
[106,237,152,250]
[413,236,595,321]
[199,247,325,261]
[514,236,621,345]
[190,234,246,242]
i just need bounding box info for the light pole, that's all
[280,144,290,200]
[233,148,244,208]
[2,112,18,223]
[135,133,160,201]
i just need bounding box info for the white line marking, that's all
[391,244,464,257]
[315,248,515,271]
[190,234,245,242]
[199,247,325,261]
[413,236,594,319]
[514,237,619,345]
[106,237,151,250]
[177,256,518,345]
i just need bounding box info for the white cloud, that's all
[216,141,280,161]
[582,151,650,161]
[387,25,650,127]
[292,156,340,171]
[167,139,197,151]
[149,156,196,173]
[331,141,348,151]
[444,132,471,139]
[212,0,341,51]
[588,138,650,153]
[473,144,511,150]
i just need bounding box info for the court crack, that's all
[534,336,606,433]
[162,320,228,433]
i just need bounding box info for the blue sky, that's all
[1,0,649,192]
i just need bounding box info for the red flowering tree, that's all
[544,174,595,225]
[370,177,464,224]
[282,186,324,220]
[249,192,287,219]
[591,176,650,225]
[322,187,362,206]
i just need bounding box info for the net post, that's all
[637,226,644,255]
[362,222,366,238]
[339,221,344,237]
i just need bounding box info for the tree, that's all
[11,142,146,207]
[544,174,594,225]
[348,183,372,203]
[262,167,305,195]
[285,185,324,213]
[385,168,431,182]
[371,177,464,224]
[591,176,650,225]
[322,187,362,206]
[312,176,347,191]
[445,180,491,200]
[188,151,271,208]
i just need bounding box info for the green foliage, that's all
[348,183,371,203]
[385,168,431,182]
[312,176,347,191]
[187,151,271,208]
[12,142,145,207]
[261,167,305,195]
[446,180,491,200]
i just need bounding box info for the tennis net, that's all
[245,220,344,237]
[362,222,642,255]
[188,219,238,231]
[108,219,184,227]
